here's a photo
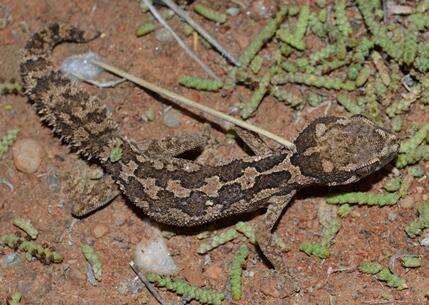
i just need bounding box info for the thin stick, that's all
[91,59,295,149]
[129,261,167,305]
[142,0,220,81]
[161,0,240,66]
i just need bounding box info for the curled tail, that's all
[20,23,122,161]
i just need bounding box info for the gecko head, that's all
[291,115,398,186]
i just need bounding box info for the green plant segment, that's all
[399,123,429,153]
[235,221,256,244]
[109,146,123,162]
[146,272,225,305]
[405,201,429,238]
[334,0,352,38]
[395,123,429,168]
[358,261,382,274]
[0,129,19,159]
[136,23,157,36]
[230,245,249,301]
[179,76,223,91]
[337,94,363,114]
[401,255,422,268]
[250,55,263,74]
[273,72,355,90]
[193,4,227,24]
[355,0,400,61]
[377,268,407,290]
[383,177,402,192]
[240,72,271,119]
[337,203,352,217]
[239,6,288,67]
[299,242,329,259]
[197,229,238,254]
[8,292,22,305]
[81,244,102,281]
[0,81,22,94]
[358,262,407,290]
[386,88,421,118]
[0,234,63,264]
[395,145,429,169]
[326,192,399,206]
[12,218,38,239]
[277,4,310,50]
[300,219,341,259]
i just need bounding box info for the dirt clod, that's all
[92,224,109,238]
[12,138,43,173]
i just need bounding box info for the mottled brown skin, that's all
[21,23,398,288]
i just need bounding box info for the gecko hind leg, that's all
[68,172,120,217]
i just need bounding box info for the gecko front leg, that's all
[255,191,300,292]
[234,128,300,291]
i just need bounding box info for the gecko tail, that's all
[20,23,100,90]
[20,23,121,162]
[24,23,99,56]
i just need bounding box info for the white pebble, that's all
[163,110,181,128]
[226,7,240,16]
[134,237,177,275]
[155,28,174,43]
[420,237,429,247]
[12,138,43,173]
[61,52,103,81]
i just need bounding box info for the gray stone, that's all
[155,28,174,43]
[163,110,181,128]
[226,7,240,16]
[1,252,20,267]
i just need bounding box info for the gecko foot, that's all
[257,231,301,293]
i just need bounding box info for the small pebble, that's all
[116,277,144,295]
[46,167,61,192]
[1,253,20,267]
[116,280,129,295]
[86,263,97,285]
[204,263,223,280]
[399,196,414,209]
[92,224,109,238]
[403,74,414,88]
[155,28,174,43]
[134,237,177,275]
[68,265,87,282]
[144,108,156,122]
[420,237,429,247]
[226,7,240,16]
[128,276,145,294]
[184,264,205,286]
[250,0,275,18]
[114,210,127,226]
[163,110,181,128]
[317,201,337,227]
[388,212,398,222]
[12,138,43,173]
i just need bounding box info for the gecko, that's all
[20,23,398,289]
